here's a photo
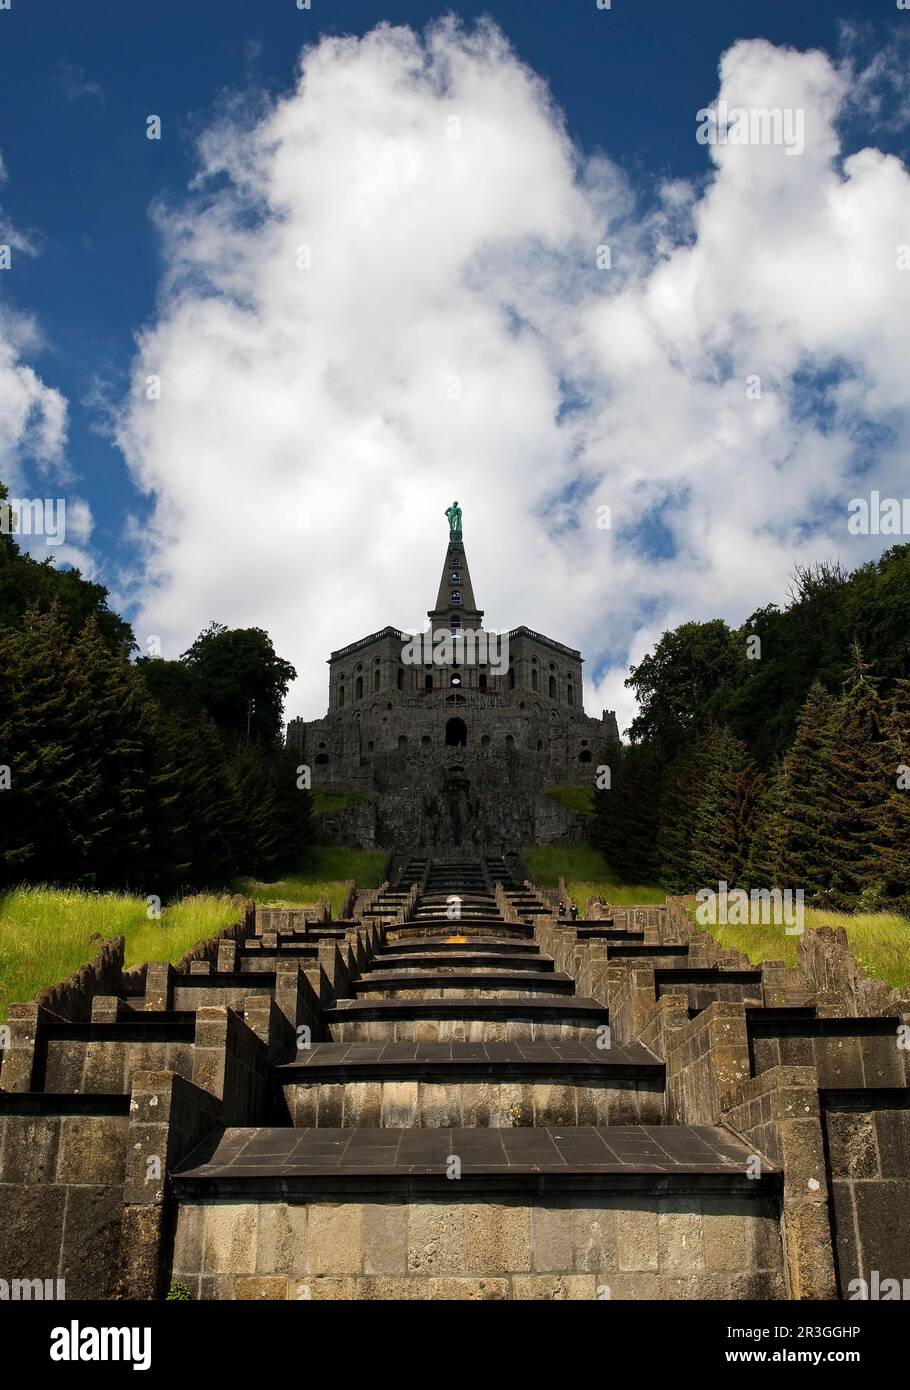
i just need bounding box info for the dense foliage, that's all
[593,549,910,909]
[0,483,310,896]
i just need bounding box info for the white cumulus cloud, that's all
[115,20,910,735]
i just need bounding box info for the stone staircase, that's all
[167,858,785,1299]
[4,854,909,1300]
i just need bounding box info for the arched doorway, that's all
[445,717,467,748]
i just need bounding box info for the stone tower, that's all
[286,505,619,848]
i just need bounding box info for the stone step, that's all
[606,944,690,961]
[745,1007,908,1089]
[350,970,575,999]
[388,923,533,942]
[655,968,763,1012]
[376,939,540,958]
[172,1122,775,1184]
[278,1040,665,1127]
[323,995,611,1042]
[168,1124,784,1300]
[372,951,551,971]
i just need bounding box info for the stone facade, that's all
[287,524,618,847]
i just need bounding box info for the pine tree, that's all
[742,761,784,889]
[769,681,838,900]
[0,605,85,880]
[689,727,763,887]
[877,678,910,908]
[814,647,890,908]
[656,737,708,892]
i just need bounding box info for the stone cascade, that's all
[165,859,788,1299]
[3,862,908,1300]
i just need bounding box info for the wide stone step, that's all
[350,970,575,999]
[372,951,551,971]
[377,939,540,958]
[322,995,611,1042]
[173,1122,775,1185]
[390,919,532,939]
[278,1040,665,1126]
[169,1124,784,1300]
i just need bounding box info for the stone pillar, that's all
[722,1065,837,1300]
[144,962,173,1011]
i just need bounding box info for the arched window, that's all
[421,734,431,747]
[567,676,575,707]
[579,749,592,764]
[445,717,467,747]
[548,674,557,699]
[450,591,461,605]
[424,673,433,691]
[536,739,543,751]
[531,659,539,692]
[479,673,487,690]
[373,665,381,692]
[338,679,345,707]
[508,666,515,690]
[397,667,404,690]
[355,675,363,701]
[481,734,491,747]
[505,734,515,749]
[398,735,408,748]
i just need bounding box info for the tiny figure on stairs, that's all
[569,901,578,921]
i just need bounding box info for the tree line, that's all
[0,482,311,897]
[593,547,910,910]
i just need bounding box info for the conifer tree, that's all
[877,678,910,907]
[689,727,763,887]
[814,646,890,908]
[769,680,838,900]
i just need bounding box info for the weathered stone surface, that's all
[308,1203,363,1275]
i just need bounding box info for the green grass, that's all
[0,886,241,1023]
[696,905,910,991]
[523,845,666,907]
[543,785,595,816]
[232,846,388,914]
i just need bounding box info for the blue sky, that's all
[1,0,908,726]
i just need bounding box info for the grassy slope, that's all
[522,847,910,993]
[0,887,240,1023]
[1,848,389,1022]
[232,845,388,914]
[523,845,665,907]
[699,907,910,992]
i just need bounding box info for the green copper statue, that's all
[445,500,463,537]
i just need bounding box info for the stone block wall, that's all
[170,1191,785,1300]
[0,1099,130,1300]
